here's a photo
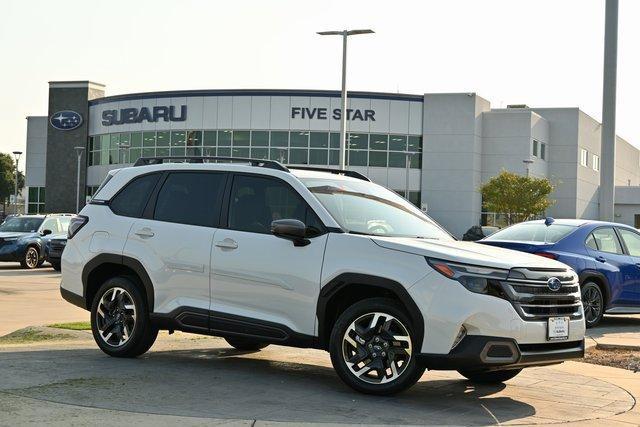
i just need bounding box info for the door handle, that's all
[215,238,238,250]
[595,256,606,263]
[134,228,155,238]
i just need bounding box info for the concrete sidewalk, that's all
[587,314,640,350]
[1,332,638,426]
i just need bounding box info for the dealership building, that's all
[24,81,640,237]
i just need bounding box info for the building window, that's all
[540,143,546,160]
[393,190,421,207]
[580,148,589,167]
[592,154,600,171]
[532,140,539,157]
[27,187,45,214]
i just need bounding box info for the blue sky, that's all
[1,0,638,167]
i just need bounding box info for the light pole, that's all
[523,159,534,178]
[12,151,22,214]
[317,29,374,169]
[74,147,85,213]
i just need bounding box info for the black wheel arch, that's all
[82,253,155,312]
[316,273,424,350]
[579,270,610,307]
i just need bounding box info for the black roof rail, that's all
[287,166,370,182]
[133,156,289,172]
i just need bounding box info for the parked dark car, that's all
[478,218,640,327]
[0,214,73,269]
[44,233,67,271]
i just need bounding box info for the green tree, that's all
[0,153,25,214]
[480,170,554,225]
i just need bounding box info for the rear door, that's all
[123,171,228,320]
[615,228,640,306]
[586,226,636,306]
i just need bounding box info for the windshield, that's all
[485,223,577,244]
[300,177,452,240]
[0,217,44,233]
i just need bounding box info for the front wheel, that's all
[329,298,425,395]
[581,282,604,328]
[458,368,522,384]
[90,276,158,357]
[20,246,40,269]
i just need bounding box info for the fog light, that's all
[451,325,467,350]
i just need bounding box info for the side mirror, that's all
[41,229,52,236]
[271,219,310,247]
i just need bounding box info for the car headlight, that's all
[426,258,509,295]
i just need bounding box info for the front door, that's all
[210,173,328,337]
[124,171,228,324]
[586,226,637,307]
[616,228,640,306]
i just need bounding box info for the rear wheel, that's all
[458,368,522,384]
[581,282,604,328]
[90,276,158,357]
[225,337,268,351]
[20,246,40,269]
[329,298,425,395]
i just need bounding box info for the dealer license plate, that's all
[547,316,569,341]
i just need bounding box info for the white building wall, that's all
[25,116,47,189]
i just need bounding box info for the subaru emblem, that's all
[547,277,562,292]
[50,110,83,131]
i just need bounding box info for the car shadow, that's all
[588,314,640,339]
[0,347,536,425]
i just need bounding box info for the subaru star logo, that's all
[50,110,83,131]
[547,277,562,292]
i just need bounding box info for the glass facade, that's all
[88,130,423,169]
[27,187,45,214]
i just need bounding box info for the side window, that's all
[592,227,623,254]
[110,173,160,218]
[154,172,226,227]
[40,218,59,234]
[228,175,312,234]
[585,233,598,250]
[58,217,71,233]
[618,228,640,257]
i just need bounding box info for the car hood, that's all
[0,231,34,239]
[371,237,570,270]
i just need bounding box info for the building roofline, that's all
[49,81,106,89]
[88,88,425,105]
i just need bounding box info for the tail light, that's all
[68,215,88,239]
[535,251,558,260]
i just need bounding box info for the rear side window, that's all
[154,172,226,227]
[110,173,160,218]
[585,233,598,250]
[591,227,623,254]
[485,223,577,244]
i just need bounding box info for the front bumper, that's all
[418,335,585,371]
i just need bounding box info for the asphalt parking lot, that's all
[1,267,639,426]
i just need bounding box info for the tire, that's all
[50,261,61,272]
[90,276,158,358]
[329,297,425,395]
[458,368,522,384]
[225,337,269,351]
[581,281,604,328]
[20,246,40,269]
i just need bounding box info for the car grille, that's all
[498,267,582,321]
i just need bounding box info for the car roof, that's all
[523,218,634,228]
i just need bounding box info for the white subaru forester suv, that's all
[61,157,585,395]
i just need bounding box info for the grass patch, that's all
[47,321,91,331]
[0,327,73,344]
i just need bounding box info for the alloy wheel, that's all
[25,247,39,269]
[96,287,137,347]
[582,285,602,324]
[342,312,412,384]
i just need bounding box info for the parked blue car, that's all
[0,214,73,269]
[478,218,640,327]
